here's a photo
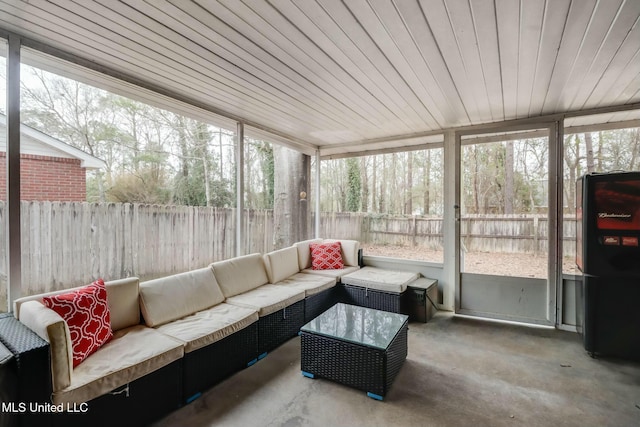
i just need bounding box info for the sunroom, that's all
[0,1,639,426]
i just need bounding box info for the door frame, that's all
[451,121,561,326]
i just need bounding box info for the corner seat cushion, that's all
[301,265,360,281]
[154,303,259,353]
[212,253,269,298]
[341,266,419,293]
[52,325,184,405]
[140,267,224,327]
[225,284,305,317]
[274,272,336,297]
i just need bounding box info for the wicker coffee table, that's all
[300,303,408,400]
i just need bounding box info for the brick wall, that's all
[0,153,87,201]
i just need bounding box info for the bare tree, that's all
[505,141,514,214]
[273,145,310,248]
[585,132,595,173]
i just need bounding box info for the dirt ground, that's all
[362,244,580,278]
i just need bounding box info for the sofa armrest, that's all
[19,301,73,392]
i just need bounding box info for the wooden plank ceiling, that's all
[0,0,639,156]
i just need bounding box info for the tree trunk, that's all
[371,156,377,211]
[202,156,211,207]
[423,150,431,215]
[406,151,413,214]
[585,132,595,173]
[473,147,480,214]
[379,156,386,212]
[360,157,369,212]
[391,153,397,214]
[273,145,310,249]
[505,141,514,214]
[597,131,603,171]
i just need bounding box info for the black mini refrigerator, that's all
[575,171,640,361]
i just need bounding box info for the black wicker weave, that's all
[51,359,182,427]
[304,287,340,322]
[300,316,408,399]
[0,339,16,427]
[257,300,305,356]
[343,284,405,313]
[182,321,258,402]
[0,313,183,427]
[0,313,51,427]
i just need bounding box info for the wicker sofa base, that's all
[258,300,305,357]
[343,284,405,314]
[0,313,50,427]
[51,359,182,427]
[300,319,408,398]
[304,286,339,322]
[182,321,258,402]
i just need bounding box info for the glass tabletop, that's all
[300,303,408,350]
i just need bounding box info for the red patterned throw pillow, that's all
[43,279,113,368]
[310,242,344,270]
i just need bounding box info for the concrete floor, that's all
[152,312,640,427]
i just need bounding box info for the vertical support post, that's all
[549,119,563,326]
[315,150,321,238]
[236,122,244,257]
[6,34,21,311]
[442,131,459,311]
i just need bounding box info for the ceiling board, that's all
[0,0,637,153]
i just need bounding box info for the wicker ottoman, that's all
[300,303,408,400]
[341,267,419,313]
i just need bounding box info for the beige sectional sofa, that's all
[6,237,361,426]
[13,277,185,426]
[293,238,361,281]
[263,245,339,322]
[138,266,260,403]
[211,253,306,358]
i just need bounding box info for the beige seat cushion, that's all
[301,265,360,281]
[225,284,305,317]
[155,303,259,353]
[140,267,224,327]
[52,325,183,405]
[274,272,336,296]
[341,266,419,293]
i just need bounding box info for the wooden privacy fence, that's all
[0,203,577,308]
[317,212,578,257]
[0,202,274,301]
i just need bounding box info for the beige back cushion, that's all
[14,277,141,332]
[325,239,360,267]
[140,267,224,327]
[105,277,141,331]
[263,247,300,284]
[293,238,323,270]
[211,253,268,298]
